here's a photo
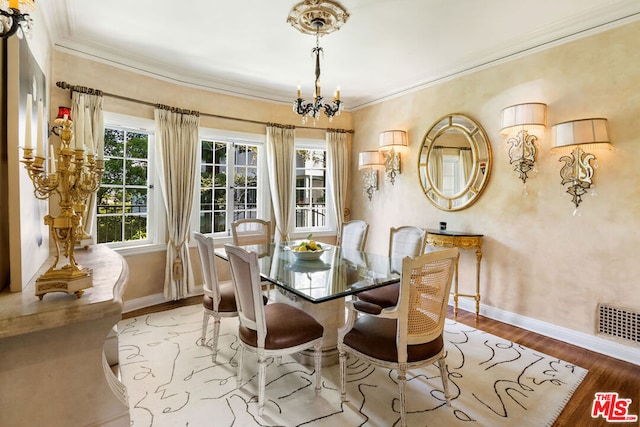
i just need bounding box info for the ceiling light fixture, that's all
[0,0,34,39]
[288,0,349,125]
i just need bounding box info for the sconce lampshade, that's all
[552,118,611,150]
[358,150,384,170]
[379,130,408,150]
[501,103,547,134]
[54,106,72,123]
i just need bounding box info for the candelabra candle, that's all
[20,118,104,299]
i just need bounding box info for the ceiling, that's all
[40,0,640,110]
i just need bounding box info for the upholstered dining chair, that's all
[231,218,272,246]
[354,225,426,309]
[224,243,324,415]
[338,248,459,427]
[339,220,370,251]
[193,232,238,363]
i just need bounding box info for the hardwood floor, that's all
[123,300,639,427]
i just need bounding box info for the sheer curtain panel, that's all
[71,90,104,242]
[265,124,295,242]
[155,105,200,299]
[327,129,350,239]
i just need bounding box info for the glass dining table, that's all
[215,242,404,304]
[214,241,443,365]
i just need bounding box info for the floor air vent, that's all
[597,304,639,344]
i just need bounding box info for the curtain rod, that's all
[56,81,354,134]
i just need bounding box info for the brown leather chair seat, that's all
[343,315,443,363]
[239,302,324,350]
[355,282,399,310]
[202,281,237,313]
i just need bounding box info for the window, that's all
[198,138,261,236]
[295,144,328,230]
[97,121,156,247]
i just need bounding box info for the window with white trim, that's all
[294,139,334,233]
[97,113,162,250]
[198,137,263,236]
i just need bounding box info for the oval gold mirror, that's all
[418,114,492,211]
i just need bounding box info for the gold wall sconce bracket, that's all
[552,118,611,213]
[358,150,383,201]
[500,103,547,188]
[378,130,408,185]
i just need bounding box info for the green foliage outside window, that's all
[97,128,149,243]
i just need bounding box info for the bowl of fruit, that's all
[288,235,327,260]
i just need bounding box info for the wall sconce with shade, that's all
[0,0,34,39]
[358,150,383,201]
[500,103,547,186]
[551,118,611,212]
[378,130,408,185]
[49,106,72,136]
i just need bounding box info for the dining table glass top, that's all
[215,242,414,304]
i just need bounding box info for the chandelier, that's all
[0,0,35,39]
[288,0,349,124]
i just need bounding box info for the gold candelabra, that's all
[21,118,104,299]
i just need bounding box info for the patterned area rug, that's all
[118,305,587,427]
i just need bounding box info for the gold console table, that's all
[426,229,483,317]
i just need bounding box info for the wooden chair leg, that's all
[211,317,221,362]
[437,358,451,406]
[258,354,267,416]
[398,369,407,427]
[199,312,209,346]
[237,346,244,386]
[314,342,322,396]
[338,347,347,402]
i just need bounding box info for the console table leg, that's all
[475,248,482,317]
[453,261,459,316]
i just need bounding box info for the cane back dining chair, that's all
[338,248,459,427]
[231,218,272,246]
[339,220,370,251]
[355,225,426,309]
[224,243,324,415]
[193,232,238,362]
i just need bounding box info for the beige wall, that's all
[350,21,640,338]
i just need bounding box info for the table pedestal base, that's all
[275,289,345,366]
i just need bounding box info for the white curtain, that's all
[459,148,473,187]
[326,129,350,241]
[155,105,200,300]
[71,90,104,242]
[428,147,444,190]
[265,124,295,242]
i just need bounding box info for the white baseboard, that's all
[123,287,205,314]
[452,297,640,366]
[123,294,168,313]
